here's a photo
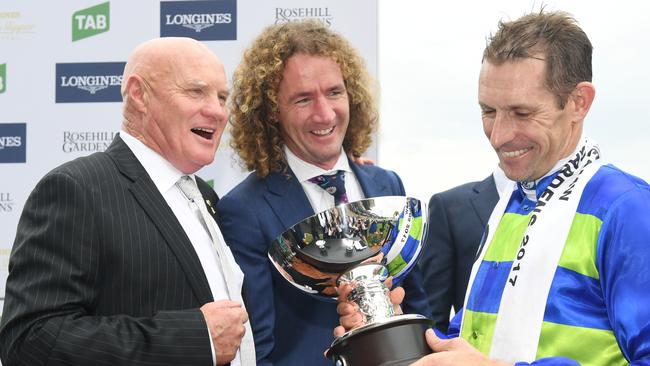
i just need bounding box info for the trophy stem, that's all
[338,263,394,323]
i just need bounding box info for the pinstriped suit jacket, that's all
[0,136,220,366]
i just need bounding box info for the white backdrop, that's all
[0,0,378,321]
[378,0,650,202]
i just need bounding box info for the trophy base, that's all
[326,314,432,366]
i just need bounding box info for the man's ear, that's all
[570,81,595,121]
[124,75,149,113]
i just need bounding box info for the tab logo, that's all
[0,123,26,163]
[161,0,236,41]
[0,63,5,93]
[56,62,125,103]
[72,2,110,41]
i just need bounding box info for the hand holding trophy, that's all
[268,196,432,366]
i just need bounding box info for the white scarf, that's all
[462,137,604,363]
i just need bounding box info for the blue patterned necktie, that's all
[308,170,349,206]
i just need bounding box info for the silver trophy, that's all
[268,196,432,366]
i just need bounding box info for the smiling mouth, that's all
[191,127,215,140]
[501,147,531,158]
[311,126,335,136]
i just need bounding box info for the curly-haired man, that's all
[217,21,431,365]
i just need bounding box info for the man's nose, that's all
[489,112,514,148]
[203,97,228,122]
[311,96,336,123]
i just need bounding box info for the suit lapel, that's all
[196,176,222,229]
[350,161,389,197]
[264,170,315,230]
[469,175,499,227]
[106,136,213,304]
[262,162,392,231]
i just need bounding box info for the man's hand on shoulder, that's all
[348,152,375,166]
[200,300,249,365]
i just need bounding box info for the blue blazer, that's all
[217,162,431,366]
[416,174,499,333]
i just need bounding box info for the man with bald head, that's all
[0,37,253,366]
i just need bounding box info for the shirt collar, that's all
[518,135,584,201]
[284,145,352,183]
[120,130,187,194]
[492,165,512,199]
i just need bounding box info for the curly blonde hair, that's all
[229,20,378,177]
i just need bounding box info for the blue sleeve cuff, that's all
[515,357,580,365]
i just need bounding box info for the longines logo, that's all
[160,0,236,40]
[60,75,121,94]
[275,7,333,27]
[0,192,14,212]
[63,131,117,153]
[0,123,26,163]
[72,2,110,42]
[55,62,125,103]
[166,13,231,32]
[0,11,36,40]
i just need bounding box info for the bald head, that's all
[121,37,221,97]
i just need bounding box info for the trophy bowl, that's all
[268,196,432,366]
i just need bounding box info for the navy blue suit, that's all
[416,174,499,333]
[217,162,431,366]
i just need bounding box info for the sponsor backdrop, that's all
[0,0,378,320]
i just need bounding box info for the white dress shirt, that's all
[492,165,512,199]
[120,131,243,366]
[284,146,365,212]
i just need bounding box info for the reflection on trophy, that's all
[268,196,432,366]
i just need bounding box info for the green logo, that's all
[72,2,110,41]
[0,64,5,94]
[206,179,215,188]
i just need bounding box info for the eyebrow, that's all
[185,80,208,89]
[478,102,537,111]
[286,82,346,102]
[184,80,230,97]
[478,102,493,110]
[286,90,312,102]
[328,82,346,92]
